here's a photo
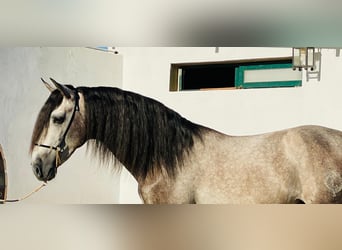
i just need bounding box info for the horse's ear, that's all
[49,78,72,99]
[41,78,55,92]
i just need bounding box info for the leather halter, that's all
[34,90,80,167]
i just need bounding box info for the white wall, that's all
[0,47,123,203]
[117,47,342,203]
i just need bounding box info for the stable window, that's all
[170,57,302,91]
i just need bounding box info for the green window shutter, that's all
[235,63,302,89]
[235,66,243,89]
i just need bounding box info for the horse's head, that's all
[30,78,86,182]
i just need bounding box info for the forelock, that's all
[29,90,64,153]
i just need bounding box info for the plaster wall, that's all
[0,47,122,203]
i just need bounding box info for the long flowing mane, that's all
[78,87,204,179]
[31,85,205,179]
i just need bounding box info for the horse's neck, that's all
[82,87,205,183]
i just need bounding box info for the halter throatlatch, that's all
[34,89,80,168]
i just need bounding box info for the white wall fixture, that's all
[292,47,315,71]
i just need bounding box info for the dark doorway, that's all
[0,145,7,202]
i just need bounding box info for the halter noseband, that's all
[34,90,80,167]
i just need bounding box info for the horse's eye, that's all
[52,115,65,124]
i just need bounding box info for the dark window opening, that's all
[170,57,299,91]
[181,64,236,90]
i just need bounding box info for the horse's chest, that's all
[138,178,169,203]
[138,173,195,204]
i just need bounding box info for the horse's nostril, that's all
[35,165,41,177]
[32,158,43,179]
[47,167,57,181]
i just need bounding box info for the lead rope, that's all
[0,149,62,203]
[0,182,47,203]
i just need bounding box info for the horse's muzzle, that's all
[32,158,56,182]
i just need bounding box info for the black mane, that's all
[78,87,204,179]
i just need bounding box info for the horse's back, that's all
[191,125,342,204]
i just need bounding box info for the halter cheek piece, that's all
[34,90,80,167]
